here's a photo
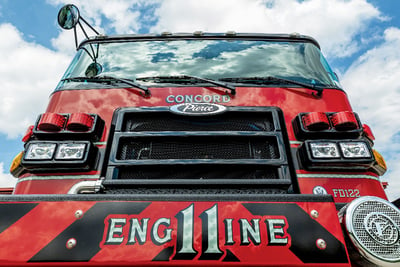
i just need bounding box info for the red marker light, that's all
[363,124,375,141]
[302,112,330,131]
[22,125,34,142]
[37,113,66,132]
[330,111,358,131]
[66,113,94,131]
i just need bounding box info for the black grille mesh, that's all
[117,136,279,160]
[123,112,274,132]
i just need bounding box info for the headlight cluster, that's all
[299,140,374,171]
[21,141,96,172]
[11,113,105,177]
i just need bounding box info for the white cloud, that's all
[47,0,158,33]
[0,23,70,138]
[0,163,16,188]
[152,0,383,58]
[342,27,400,201]
[47,0,383,58]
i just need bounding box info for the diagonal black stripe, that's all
[0,203,38,233]
[30,201,150,262]
[243,203,348,264]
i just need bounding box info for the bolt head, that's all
[66,238,77,249]
[75,210,83,219]
[316,238,327,250]
[310,209,319,219]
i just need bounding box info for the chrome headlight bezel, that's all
[22,140,96,172]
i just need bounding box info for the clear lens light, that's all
[25,143,56,160]
[340,142,370,158]
[310,142,340,158]
[55,143,86,160]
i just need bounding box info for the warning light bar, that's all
[32,113,105,141]
[293,111,362,140]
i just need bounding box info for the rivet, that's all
[66,238,77,249]
[75,210,83,219]
[310,210,319,219]
[316,238,327,250]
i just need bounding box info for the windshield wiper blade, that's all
[61,76,151,96]
[137,75,236,95]
[219,76,323,97]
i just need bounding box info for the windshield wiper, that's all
[61,76,151,96]
[219,76,324,97]
[137,75,236,95]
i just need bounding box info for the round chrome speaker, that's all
[339,196,400,266]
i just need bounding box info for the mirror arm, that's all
[80,17,100,35]
[73,27,78,49]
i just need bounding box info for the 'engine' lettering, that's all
[102,204,290,259]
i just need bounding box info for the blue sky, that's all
[0,0,399,201]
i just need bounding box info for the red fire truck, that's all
[3,4,399,266]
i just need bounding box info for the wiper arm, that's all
[219,76,323,97]
[61,76,151,96]
[137,75,236,95]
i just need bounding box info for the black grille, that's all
[123,112,274,132]
[103,106,296,194]
[117,136,279,160]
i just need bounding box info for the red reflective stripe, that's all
[0,201,95,262]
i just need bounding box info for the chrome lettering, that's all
[166,94,231,103]
[127,218,148,245]
[239,219,261,245]
[105,218,126,245]
[151,218,172,245]
[266,219,288,245]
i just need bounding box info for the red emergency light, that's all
[330,111,358,131]
[302,112,330,131]
[66,113,94,132]
[37,113,66,132]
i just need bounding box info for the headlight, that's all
[55,143,86,160]
[340,142,371,158]
[310,142,340,158]
[21,141,96,172]
[299,140,374,171]
[25,143,56,160]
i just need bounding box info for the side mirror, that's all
[57,4,99,49]
[85,62,103,78]
[57,4,80,30]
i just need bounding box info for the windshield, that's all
[56,39,339,90]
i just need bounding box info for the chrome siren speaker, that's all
[339,196,400,266]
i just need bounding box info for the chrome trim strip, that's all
[297,173,380,181]
[17,175,100,184]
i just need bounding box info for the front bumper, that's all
[0,194,350,266]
